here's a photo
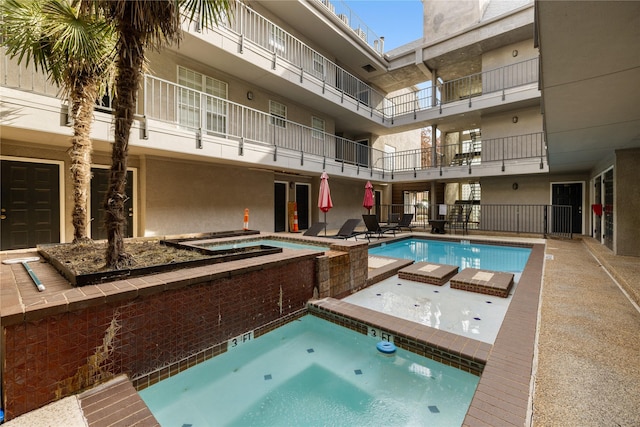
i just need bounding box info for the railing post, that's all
[543,205,548,238]
[502,65,505,100]
[540,133,545,169]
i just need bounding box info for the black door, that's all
[1,160,60,250]
[274,182,287,232]
[91,168,134,240]
[295,183,309,230]
[552,183,582,234]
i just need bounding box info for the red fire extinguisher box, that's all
[591,204,603,216]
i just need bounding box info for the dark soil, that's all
[41,239,211,275]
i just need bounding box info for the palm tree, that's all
[97,0,231,268]
[1,0,115,242]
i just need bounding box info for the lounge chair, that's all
[396,213,415,231]
[303,222,327,236]
[327,218,364,240]
[362,214,398,241]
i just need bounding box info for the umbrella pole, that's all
[324,212,327,236]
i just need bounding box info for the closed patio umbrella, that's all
[318,171,333,235]
[363,181,374,214]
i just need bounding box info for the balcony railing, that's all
[314,0,385,54]
[383,57,539,119]
[2,52,60,97]
[200,1,539,123]
[214,0,386,113]
[376,203,572,238]
[382,132,545,173]
[144,75,379,169]
[1,46,546,177]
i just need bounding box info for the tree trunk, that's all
[104,26,144,269]
[70,79,99,243]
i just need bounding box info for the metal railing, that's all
[1,48,546,176]
[315,0,385,54]
[375,203,573,238]
[383,57,539,119]
[2,51,60,97]
[144,74,383,168]
[199,1,538,123]
[384,132,545,173]
[215,0,386,112]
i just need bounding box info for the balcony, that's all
[315,0,384,54]
[383,57,540,123]
[185,1,540,131]
[0,49,547,180]
[387,132,545,170]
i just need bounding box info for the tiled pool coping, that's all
[308,299,489,375]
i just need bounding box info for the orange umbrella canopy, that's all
[363,181,374,211]
[318,171,333,213]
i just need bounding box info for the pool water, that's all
[344,276,512,344]
[202,239,329,252]
[369,238,531,272]
[139,315,479,426]
[345,239,532,344]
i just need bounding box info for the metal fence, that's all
[380,133,545,173]
[375,203,573,238]
[144,74,381,168]
[383,57,539,119]
[217,0,386,111]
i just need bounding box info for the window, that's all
[311,116,325,140]
[178,66,228,136]
[270,100,287,128]
[269,26,286,53]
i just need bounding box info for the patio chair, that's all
[447,204,473,235]
[396,213,415,231]
[362,214,398,241]
[303,222,327,237]
[327,218,364,240]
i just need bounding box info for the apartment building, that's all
[1,0,638,256]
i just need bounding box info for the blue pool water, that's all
[202,239,329,252]
[140,315,479,426]
[369,238,531,273]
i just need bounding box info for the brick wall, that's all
[315,242,368,298]
[2,257,316,420]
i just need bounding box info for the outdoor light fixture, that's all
[512,116,519,123]
[247,91,254,100]
[512,182,519,190]
[512,49,518,57]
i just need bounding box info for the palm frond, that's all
[180,0,233,30]
[1,0,51,75]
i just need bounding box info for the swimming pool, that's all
[139,315,479,426]
[344,238,533,344]
[369,238,531,272]
[200,238,330,252]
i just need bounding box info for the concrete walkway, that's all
[533,237,640,426]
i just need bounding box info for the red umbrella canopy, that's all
[318,172,333,213]
[363,181,374,211]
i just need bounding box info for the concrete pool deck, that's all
[1,234,638,426]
